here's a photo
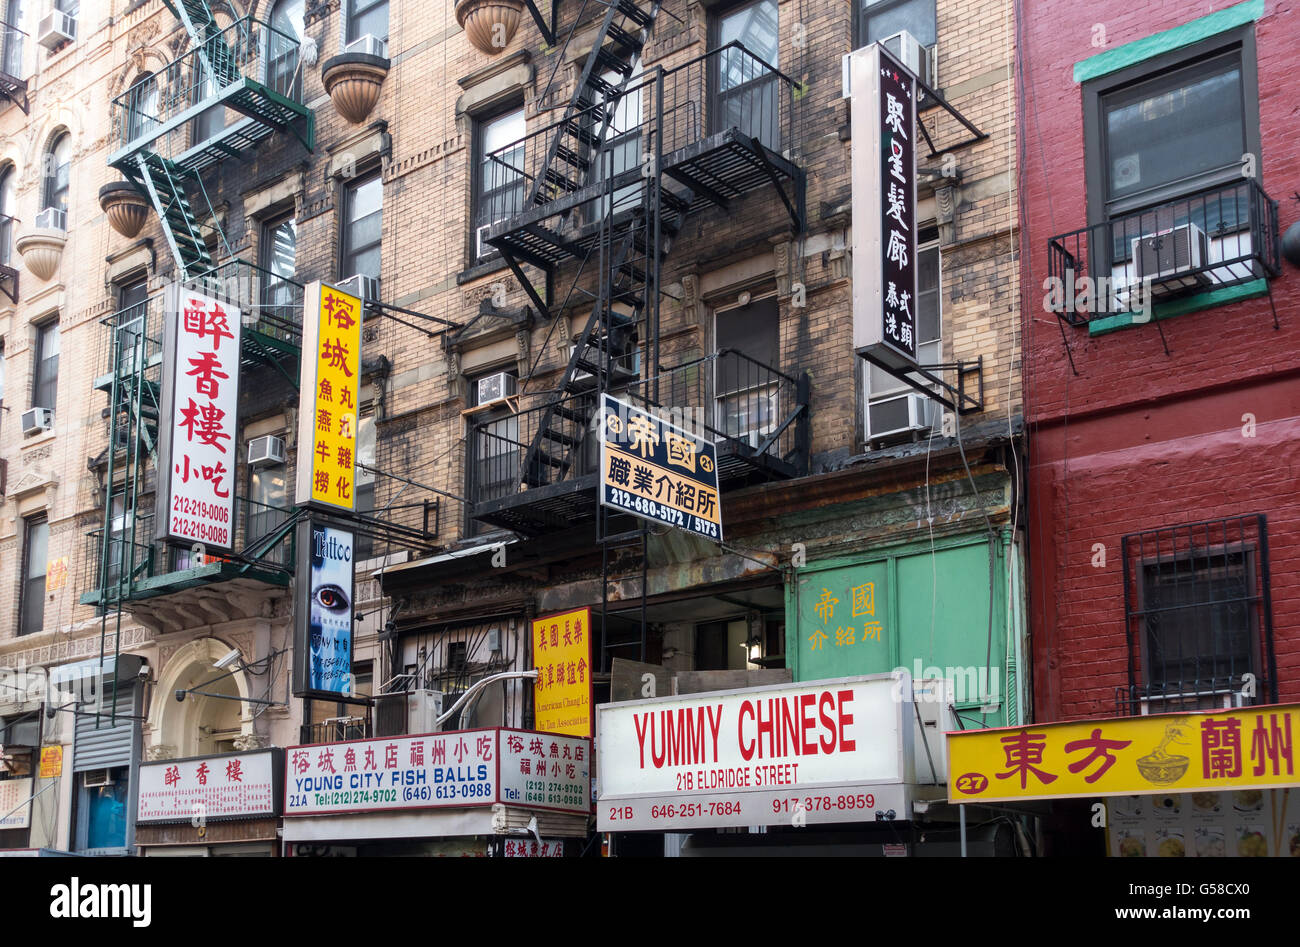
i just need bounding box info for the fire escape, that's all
[468,0,809,536]
[81,1,314,647]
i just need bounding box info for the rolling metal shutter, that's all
[73,684,138,772]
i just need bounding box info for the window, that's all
[864,241,941,441]
[468,370,519,533]
[19,515,47,636]
[355,413,375,558]
[114,278,149,381]
[124,72,158,143]
[260,213,297,327]
[1122,515,1272,715]
[714,295,779,447]
[712,0,780,152]
[341,172,382,280]
[0,164,15,265]
[75,766,129,852]
[346,0,388,45]
[32,318,58,412]
[41,132,70,227]
[473,107,525,260]
[858,0,936,47]
[1,0,21,80]
[104,489,133,589]
[247,439,289,566]
[585,61,643,222]
[267,0,304,97]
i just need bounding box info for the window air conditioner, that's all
[247,434,287,467]
[881,31,936,89]
[476,370,517,405]
[37,10,76,51]
[82,768,112,788]
[372,689,446,737]
[571,340,638,385]
[869,392,931,440]
[1139,689,1240,716]
[1130,223,1210,291]
[408,689,446,735]
[21,406,53,434]
[336,273,380,310]
[35,206,66,231]
[344,34,388,60]
[476,223,498,259]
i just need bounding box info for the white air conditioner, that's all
[476,370,517,405]
[571,340,639,385]
[37,10,76,51]
[247,434,286,467]
[21,406,53,434]
[1139,688,1242,716]
[336,273,380,308]
[869,392,931,440]
[82,768,112,788]
[35,206,66,231]
[1130,222,1210,289]
[881,30,935,89]
[343,33,388,59]
[476,223,498,259]
[408,689,446,735]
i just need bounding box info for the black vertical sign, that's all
[878,49,917,364]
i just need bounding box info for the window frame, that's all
[1081,26,1261,229]
[41,131,70,219]
[465,366,520,534]
[0,163,15,265]
[32,317,58,412]
[855,0,937,50]
[708,0,781,152]
[339,168,383,282]
[19,514,47,637]
[345,0,388,45]
[471,104,527,263]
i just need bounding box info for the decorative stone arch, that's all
[107,45,176,103]
[22,115,78,199]
[147,636,255,760]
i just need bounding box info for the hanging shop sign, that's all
[947,703,1300,805]
[599,394,722,543]
[292,520,356,698]
[532,607,592,738]
[596,674,913,832]
[137,749,281,823]
[156,285,242,550]
[296,281,363,511]
[283,728,590,817]
[38,746,62,779]
[0,777,32,829]
[851,43,918,370]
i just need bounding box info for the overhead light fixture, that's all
[213,648,242,670]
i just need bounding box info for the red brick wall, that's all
[1019,0,1300,721]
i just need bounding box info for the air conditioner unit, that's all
[869,392,931,440]
[571,340,638,385]
[247,434,286,467]
[408,689,446,735]
[37,10,76,51]
[21,406,53,434]
[476,370,516,405]
[372,689,446,737]
[35,206,66,231]
[476,223,498,259]
[82,768,112,788]
[1139,688,1241,716]
[336,273,380,309]
[881,30,935,89]
[343,33,388,59]
[1130,222,1210,290]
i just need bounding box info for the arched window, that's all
[125,72,158,143]
[267,0,304,96]
[41,132,70,227]
[0,164,15,265]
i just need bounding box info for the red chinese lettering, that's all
[1249,713,1293,777]
[1063,727,1132,783]
[183,301,234,351]
[178,398,230,451]
[185,351,229,398]
[995,730,1058,789]
[1202,718,1243,779]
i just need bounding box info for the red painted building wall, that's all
[1019,0,1300,721]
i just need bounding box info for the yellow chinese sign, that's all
[532,607,591,737]
[296,282,362,510]
[45,556,69,592]
[599,394,721,542]
[39,745,62,779]
[948,704,1300,804]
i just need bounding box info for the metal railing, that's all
[467,349,808,508]
[1047,178,1280,325]
[1116,514,1275,716]
[85,494,298,604]
[478,41,799,227]
[110,15,305,152]
[300,713,371,745]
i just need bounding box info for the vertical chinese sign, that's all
[292,519,356,697]
[532,607,592,737]
[795,561,892,680]
[296,282,362,511]
[851,43,918,370]
[599,394,722,543]
[157,285,241,550]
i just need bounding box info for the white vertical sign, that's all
[158,285,242,550]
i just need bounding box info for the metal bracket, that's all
[911,73,988,158]
[523,0,559,48]
[860,351,983,415]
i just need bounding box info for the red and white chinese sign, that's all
[284,727,590,817]
[295,282,362,511]
[503,839,564,857]
[597,674,911,831]
[160,286,241,550]
[136,750,277,823]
